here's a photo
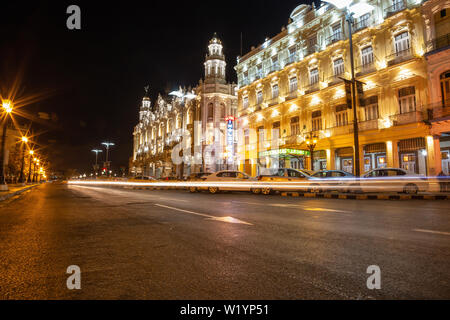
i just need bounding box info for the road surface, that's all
[0,183,449,299]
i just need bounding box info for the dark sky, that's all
[1,0,313,174]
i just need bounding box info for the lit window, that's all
[333,58,344,76]
[398,86,416,113]
[310,68,319,85]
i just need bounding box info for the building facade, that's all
[132,34,237,178]
[235,0,449,177]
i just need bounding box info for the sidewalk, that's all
[280,191,450,200]
[0,184,39,202]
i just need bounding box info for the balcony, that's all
[282,135,302,146]
[267,63,280,75]
[284,54,297,66]
[267,97,280,107]
[425,101,450,120]
[328,124,353,136]
[326,32,345,46]
[427,33,450,54]
[304,83,320,94]
[305,45,318,57]
[254,71,263,81]
[285,91,298,101]
[390,110,424,126]
[384,0,407,18]
[240,78,250,87]
[355,61,376,76]
[353,17,373,32]
[358,119,379,131]
[327,74,344,86]
[386,48,413,66]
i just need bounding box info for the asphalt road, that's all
[0,183,449,299]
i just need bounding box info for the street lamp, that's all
[92,149,103,176]
[0,99,13,191]
[322,0,373,176]
[18,136,29,184]
[102,142,115,176]
[305,134,318,171]
[27,150,34,184]
[33,158,39,183]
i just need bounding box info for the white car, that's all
[197,170,255,194]
[358,168,428,194]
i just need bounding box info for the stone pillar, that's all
[426,135,442,176]
[386,140,400,168]
[358,144,365,175]
[326,148,335,170]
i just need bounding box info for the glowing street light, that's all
[305,134,319,170]
[27,150,34,183]
[323,0,373,176]
[19,136,30,184]
[102,142,115,176]
[0,100,14,190]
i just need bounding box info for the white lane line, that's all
[413,229,450,236]
[154,204,253,225]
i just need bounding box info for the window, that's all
[364,96,379,120]
[288,46,297,63]
[331,24,342,42]
[256,91,263,104]
[335,104,348,127]
[394,32,410,54]
[243,96,249,109]
[271,55,279,69]
[333,58,344,76]
[307,35,317,54]
[289,77,298,92]
[244,129,250,145]
[310,68,319,85]
[441,9,447,18]
[398,86,416,113]
[312,110,322,131]
[256,64,263,79]
[357,13,370,29]
[272,84,279,98]
[288,169,305,178]
[257,125,265,149]
[361,46,374,66]
[290,116,300,135]
[207,103,214,120]
[272,121,280,129]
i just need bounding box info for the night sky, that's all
[1,0,313,174]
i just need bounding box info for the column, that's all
[426,135,441,176]
[326,148,335,170]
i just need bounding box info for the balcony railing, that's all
[386,47,413,66]
[305,45,318,57]
[328,124,353,136]
[282,135,302,146]
[284,54,297,66]
[353,17,373,32]
[326,32,345,46]
[358,119,379,131]
[267,63,280,75]
[285,91,298,101]
[355,61,376,76]
[267,97,280,107]
[384,0,407,17]
[425,101,450,120]
[254,71,263,80]
[327,74,344,86]
[427,33,450,53]
[390,110,424,126]
[304,82,320,94]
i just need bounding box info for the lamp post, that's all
[322,0,373,176]
[102,142,115,176]
[305,133,318,171]
[92,149,102,176]
[18,136,28,184]
[27,150,34,184]
[0,100,13,190]
[33,158,39,183]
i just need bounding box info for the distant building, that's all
[131,34,237,178]
[234,0,449,176]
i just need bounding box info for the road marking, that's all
[304,207,349,213]
[154,204,253,225]
[413,229,450,236]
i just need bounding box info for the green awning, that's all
[259,149,310,158]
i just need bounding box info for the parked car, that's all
[186,172,212,181]
[310,170,355,192]
[256,168,313,195]
[195,170,255,194]
[358,168,428,194]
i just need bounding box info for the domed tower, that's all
[204,33,226,84]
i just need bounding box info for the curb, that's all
[0,185,39,202]
[280,192,450,200]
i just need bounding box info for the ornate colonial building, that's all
[235,0,450,176]
[132,34,237,178]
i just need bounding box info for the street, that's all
[0,183,449,299]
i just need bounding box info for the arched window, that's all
[207,103,214,121]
